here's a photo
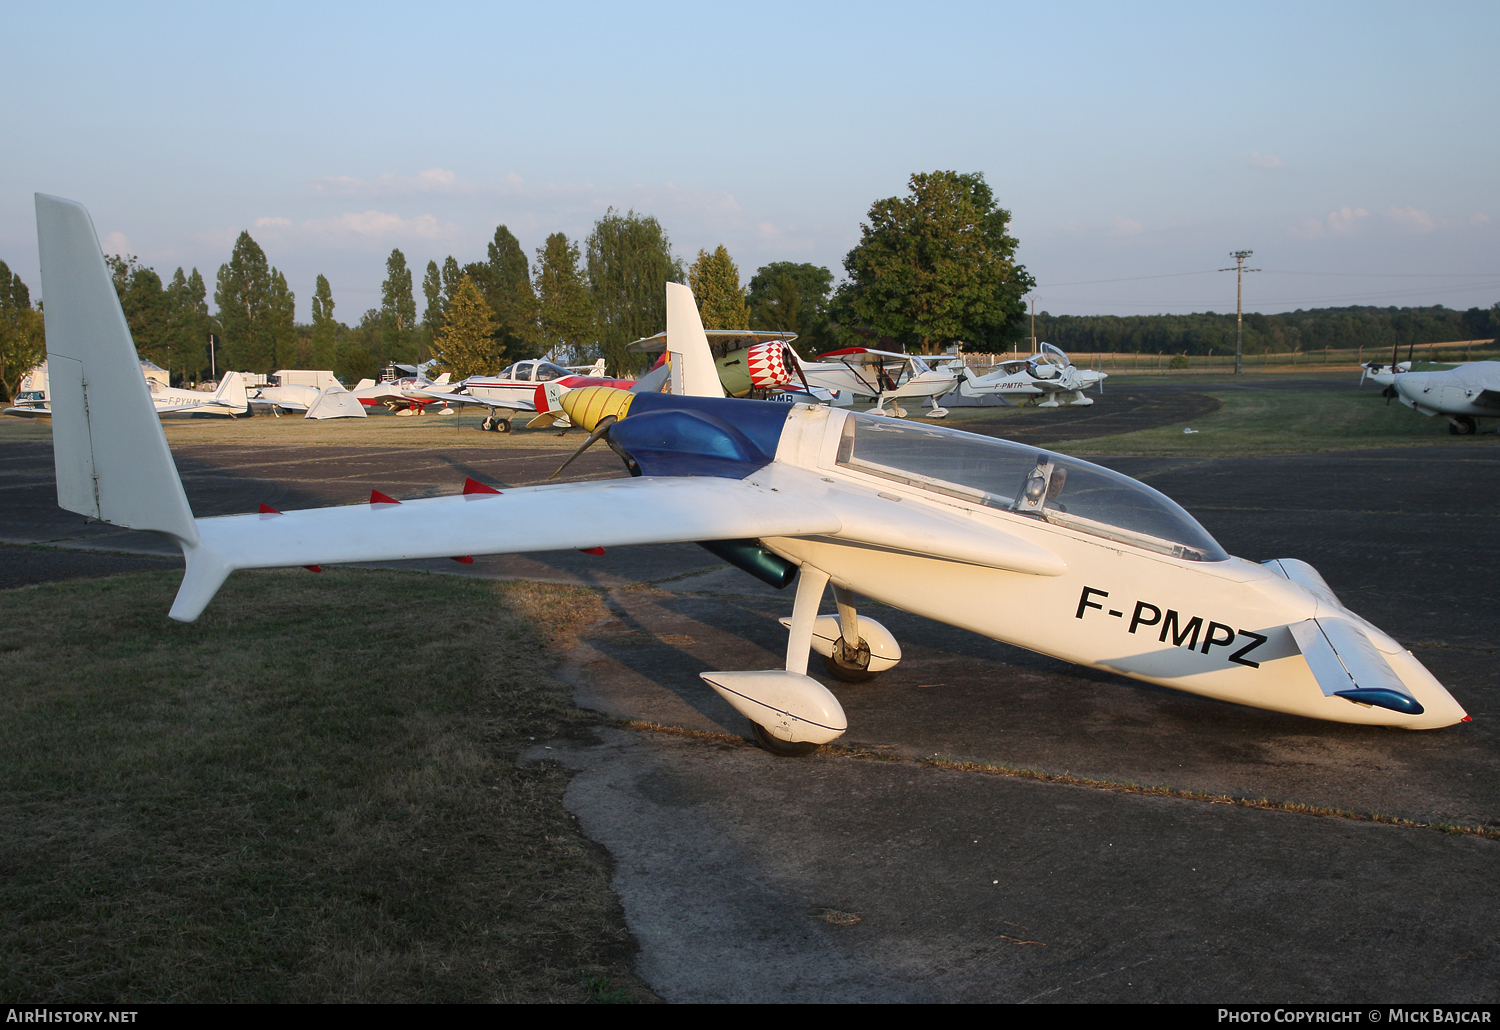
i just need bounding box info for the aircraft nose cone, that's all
[560,386,634,431]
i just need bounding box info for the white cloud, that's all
[1292,206,1368,238]
[102,230,132,255]
[1386,206,1440,233]
[239,210,466,249]
[1472,213,1491,224]
[309,167,470,199]
[1248,151,1284,170]
[1107,216,1143,237]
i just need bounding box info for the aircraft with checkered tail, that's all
[35,194,1469,755]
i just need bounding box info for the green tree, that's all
[586,208,683,374]
[748,262,834,353]
[534,232,596,363]
[431,275,500,379]
[311,274,338,370]
[106,254,171,371]
[380,249,417,365]
[462,226,540,363]
[837,171,1033,351]
[165,267,212,381]
[214,231,290,373]
[0,260,45,402]
[687,245,749,330]
[419,260,443,364]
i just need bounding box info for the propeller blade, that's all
[549,415,617,480]
[784,344,814,395]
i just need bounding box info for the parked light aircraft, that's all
[798,347,960,418]
[959,342,1108,408]
[349,370,456,414]
[34,194,1468,755]
[1360,344,1499,435]
[423,359,628,431]
[5,366,250,419]
[249,370,367,420]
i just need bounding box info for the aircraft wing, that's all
[411,389,534,412]
[3,405,52,418]
[173,476,842,620]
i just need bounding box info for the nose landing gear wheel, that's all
[751,722,822,757]
[1449,415,1477,436]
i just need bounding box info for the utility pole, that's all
[1030,296,1037,352]
[1219,251,1260,374]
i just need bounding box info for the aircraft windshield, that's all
[834,414,1227,562]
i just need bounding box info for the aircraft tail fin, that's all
[35,194,199,550]
[665,282,725,397]
[212,370,249,413]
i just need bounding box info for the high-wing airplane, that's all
[958,342,1108,408]
[5,365,250,419]
[34,194,1468,757]
[1359,343,1499,435]
[798,348,961,418]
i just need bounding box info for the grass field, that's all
[0,568,655,1003]
[1046,379,1500,456]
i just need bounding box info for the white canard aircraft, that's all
[959,342,1108,408]
[1360,344,1500,435]
[35,194,1468,755]
[249,370,367,420]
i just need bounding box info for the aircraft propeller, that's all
[550,414,618,479]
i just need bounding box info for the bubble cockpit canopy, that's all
[833,413,1228,562]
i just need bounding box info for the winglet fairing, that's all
[36,195,1468,749]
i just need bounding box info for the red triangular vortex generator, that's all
[580,546,605,556]
[451,555,474,564]
[370,490,401,505]
[258,503,281,514]
[463,477,501,495]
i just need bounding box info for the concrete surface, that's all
[3,379,1496,1002]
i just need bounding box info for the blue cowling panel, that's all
[611,396,791,479]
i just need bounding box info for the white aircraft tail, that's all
[35,194,199,550]
[212,370,249,413]
[664,282,726,398]
[433,372,451,385]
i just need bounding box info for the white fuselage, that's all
[1385,362,1500,420]
[756,403,1462,727]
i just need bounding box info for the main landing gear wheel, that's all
[480,417,512,433]
[821,636,879,683]
[751,722,821,757]
[1449,415,1477,436]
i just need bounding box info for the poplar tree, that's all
[215,231,289,373]
[311,274,337,370]
[534,232,596,362]
[166,266,211,380]
[687,245,749,330]
[837,171,1033,351]
[431,274,500,379]
[463,226,540,362]
[586,208,682,374]
[107,255,170,370]
[380,249,417,364]
[0,260,44,401]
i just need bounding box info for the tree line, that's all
[1030,304,1500,357]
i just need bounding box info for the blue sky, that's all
[3,1,1496,322]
